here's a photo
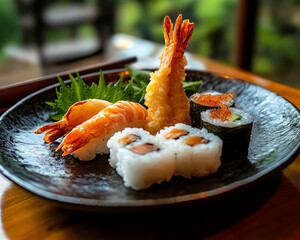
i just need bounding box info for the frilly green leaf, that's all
[46,68,202,120]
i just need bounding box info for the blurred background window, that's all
[0,0,299,89]
[253,0,300,89]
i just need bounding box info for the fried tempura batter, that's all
[145,14,194,134]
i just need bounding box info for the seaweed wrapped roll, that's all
[189,91,234,128]
[200,107,253,159]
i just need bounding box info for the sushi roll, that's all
[189,91,234,128]
[107,128,150,169]
[156,123,223,178]
[108,129,175,190]
[200,107,253,159]
[156,123,193,142]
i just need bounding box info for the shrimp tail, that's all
[161,14,194,68]
[33,121,68,143]
[56,101,147,157]
[163,16,174,47]
[33,99,112,143]
[178,18,194,54]
[56,129,91,156]
[164,14,194,51]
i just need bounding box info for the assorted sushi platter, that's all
[31,14,252,190]
[0,15,299,211]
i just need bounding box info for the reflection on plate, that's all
[0,70,299,212]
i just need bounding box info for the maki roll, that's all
[156,123,223,178]
[108,124,223,190]
[107,128,175,190]
[189,91,234,128]
[156,123,193,142]
[200,107,253,159]
[107,128,150,169]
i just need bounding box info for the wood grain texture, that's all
[0,53,299,240]
[0,56,137,113]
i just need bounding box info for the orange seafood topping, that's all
[192,91,234,107]
[118,134,141,146]
[129,143,160,155]
[164,129,189,140]
[185,136,209,146]
[209,104,231,122]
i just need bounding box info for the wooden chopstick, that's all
[0,56,137,114]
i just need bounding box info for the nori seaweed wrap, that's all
[189,91,234,128]
[200,107,253,160]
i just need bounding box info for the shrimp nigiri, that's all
[34,99,112,143]
[145,14,194,134]
[56,101,147,161]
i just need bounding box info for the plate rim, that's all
[0,69,299,208]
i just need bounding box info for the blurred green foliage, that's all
[0,0,19,62]
[254,0,300,87]
[0,0,299,87]
[116,0,236,64]
[116,0,300,88]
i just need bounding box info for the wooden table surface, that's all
[0,37,300,239]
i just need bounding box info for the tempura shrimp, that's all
[145,14,194,134]
[34,99,112,143]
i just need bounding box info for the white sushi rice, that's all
[107,128,150,168]
[113,135,175,190]
[71,121,143,161]
[72,133,113,161]
[157,124,223,178]
[107,124,223,190]
[201,107,253,128]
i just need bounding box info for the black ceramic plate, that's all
[0,70,299,212]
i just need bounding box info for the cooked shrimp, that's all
[56,101,147,159]
[145,14,194,134]
[33,99,112,143]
